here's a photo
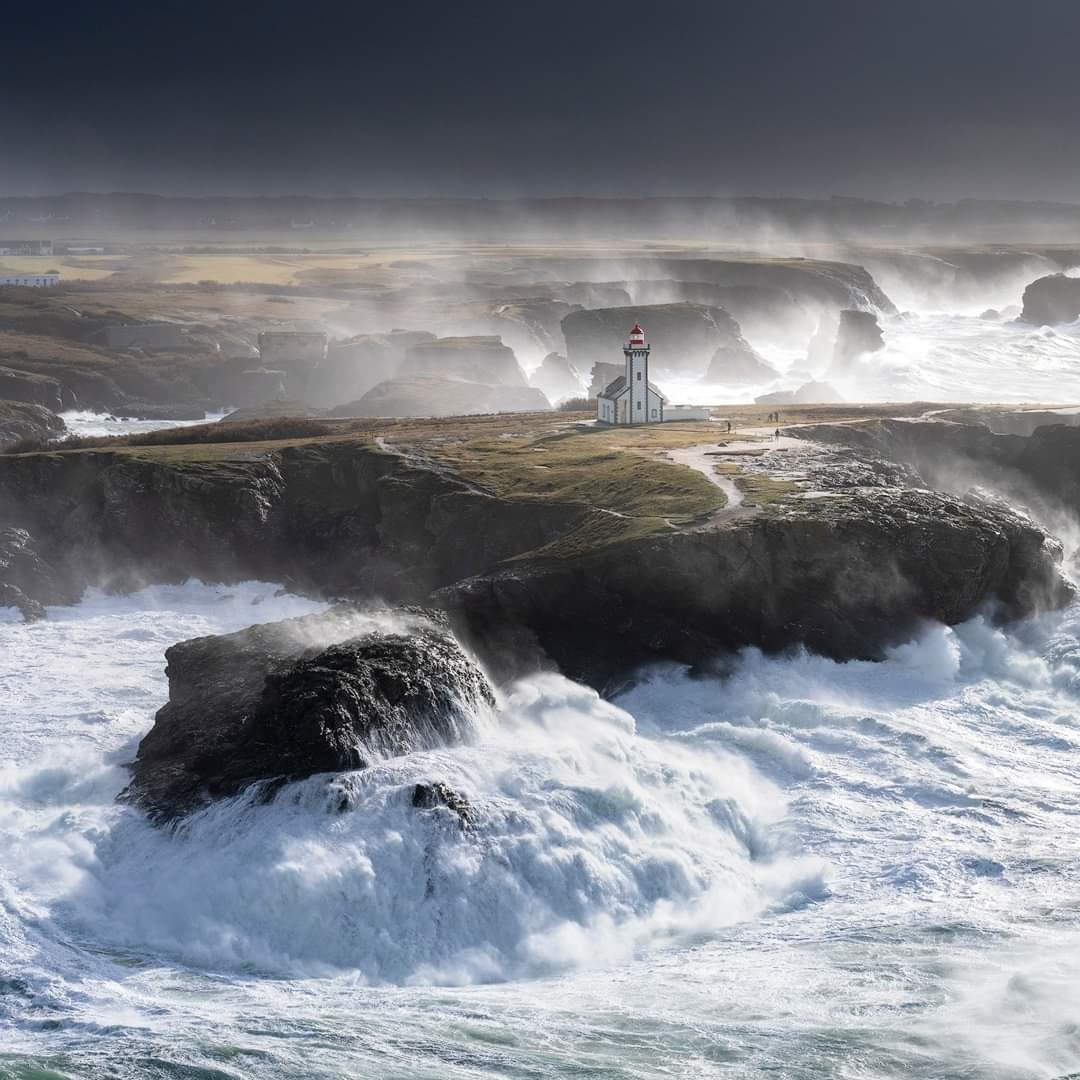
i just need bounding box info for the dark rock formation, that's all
[0,367,74,412]
[1016,425,1080,508]
[0,526,76,621]
[411,781,474,825]
[0,400,65,449]
[1020,274,1080,325]
[933,407,1080,438]
[399,336,527,386]
[0,424,1071,693]
[830,310,885,372]
[790,418,1025,484]
[124,607,494,822]
[788,417,1080,517]
[334,376,551,418]
[562,303,763,377]
[529,353,584,404]
[0,437,583,608]
[444,488,1068,689]
[979,309,1001,320]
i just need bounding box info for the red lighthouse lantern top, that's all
[628,323,646,347]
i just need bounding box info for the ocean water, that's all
[58,412,229,440]
[2,576,1080,1078]
[658,311,1080,407]
[5,305,1080,1077]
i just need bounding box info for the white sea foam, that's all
[656,310,1080,407]
[4,584,1080,1074]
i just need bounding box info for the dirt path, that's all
[665,445,744,509]
[661,443,769,527]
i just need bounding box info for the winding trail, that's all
[665,445,745,510]
[661,442,773,527]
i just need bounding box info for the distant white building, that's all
[0,240,52,256]
[597,323,667,424]
[0,272,59,288]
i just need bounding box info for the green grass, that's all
[434,428,726,523]
[734,473,797,506]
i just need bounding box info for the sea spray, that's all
[4,584,1080,1075]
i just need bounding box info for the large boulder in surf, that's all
[563,303,763,377]
[125,607,495,822]
[399,335,528,387]
[332,376,550,418]
[1019,274,1080,325]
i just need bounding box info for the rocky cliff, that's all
[442,486,1067,688]
[0,400,65,449]
[399,336,527,386]
[333,377,551,418]
[787,416,1080,519]
[563,303,768,378]
[0,424,1068,687]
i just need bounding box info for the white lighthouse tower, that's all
[596,322,667,424]
[626,322,650,421]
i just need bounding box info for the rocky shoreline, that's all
[2,410,1076,821]
[0,416,1073,679]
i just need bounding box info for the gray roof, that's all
[598,374,668,403]
[598,375,626,400]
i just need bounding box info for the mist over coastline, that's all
[7,1,1080,1076]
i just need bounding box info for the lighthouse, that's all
[596,323,667,424]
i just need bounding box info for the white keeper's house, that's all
[597,323,668,424]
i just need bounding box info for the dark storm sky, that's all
[3,0,1078,200]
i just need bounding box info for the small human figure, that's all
[774,427,780,440]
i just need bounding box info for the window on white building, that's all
[636,371,641,381]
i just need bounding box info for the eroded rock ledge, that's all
[124,607,494,823]
[0,426,1071,689]
[442,486,1069,688]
